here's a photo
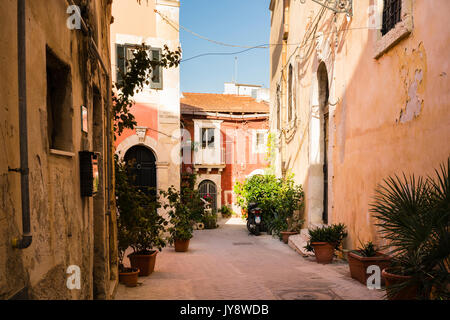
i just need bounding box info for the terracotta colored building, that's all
[269,0,450,249]
[180,88,270,214]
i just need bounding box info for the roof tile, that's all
[181,93,269,114]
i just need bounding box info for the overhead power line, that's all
[154,8,382,64]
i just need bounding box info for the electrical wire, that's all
[155,9,270,49]
[155,7,382,70]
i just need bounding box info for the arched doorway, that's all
[124,145,157,196]
[198,180,217,213]
[318,62,329,224]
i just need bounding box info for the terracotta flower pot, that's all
[348,251,391,285]
[382,268,418,300]
[174,239,190,252]
[281,231,299,244]
[128,251,158,277]
[311,242,335,264]
[119,268,140,287]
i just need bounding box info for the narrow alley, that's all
[116,218,383,300]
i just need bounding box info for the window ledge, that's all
[50,149,75,158]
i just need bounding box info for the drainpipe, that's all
[11,0,32,249]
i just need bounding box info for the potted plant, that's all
[347,241,391,285]
[371,158,450,300]
[116,157,141,285]
[219,205,233,219]
[161,186,194,252]
[202,210,219,229]
[280,214,304,244]
[127,193,167,276]
[117,218,140,287]
[305,223,348,264]
[115,156,167,277]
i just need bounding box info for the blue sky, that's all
[179,0,270,93]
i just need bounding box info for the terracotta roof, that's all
[181,93,269,114]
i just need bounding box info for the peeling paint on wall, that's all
[397,42,427,124]
[400,69,424,123]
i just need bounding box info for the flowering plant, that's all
[203,194,213,202]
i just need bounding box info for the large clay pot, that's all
[174,239,190,252]
[128,251,158,276]
[119,268,140,287]
[348,251,391,285]
[382,268,418,300]
[280,231,299,244]
[311,242,335,264]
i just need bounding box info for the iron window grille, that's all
[382,0,402,35]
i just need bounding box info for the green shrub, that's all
[160,186,194,243]
[219,205,233,218]
[202,211,218,229]
[234,173,304,239]
[180,172,204,224]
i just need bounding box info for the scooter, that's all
[246,203,263,236]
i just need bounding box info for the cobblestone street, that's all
[116,218,384,300]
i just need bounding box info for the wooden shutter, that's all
[150,48,163,89]
[116,44,126,83]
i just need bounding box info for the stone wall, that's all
[0,0,116,300]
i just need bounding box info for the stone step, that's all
[288,229,315,257]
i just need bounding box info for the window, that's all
[374,0,412,59]
[382,0,402,35]
[256,132,265,153]
[201,128,215,149]
[46,47,73,152]
[150,48,163,89]
[254,130,268,154]
[116,44,135,84]
[116,44,163,89]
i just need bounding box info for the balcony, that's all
[193,147,226,173]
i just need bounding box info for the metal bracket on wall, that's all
[8,167,29,174]
[299,0,353,17]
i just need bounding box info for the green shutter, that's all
[150,48,163,89]
[116,44,126,84]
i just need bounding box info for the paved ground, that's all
[116,218,384,300]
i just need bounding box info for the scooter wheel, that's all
[254,225,261,236]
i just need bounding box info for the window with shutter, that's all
[116,44,163,90]
[150,48,163,89]
[116,44,126,84]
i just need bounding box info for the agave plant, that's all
[304,223,348,252]
[370,158,450,300]
[357,241,378,258]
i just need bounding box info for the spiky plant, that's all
[370,158,450,300]
[357,241,378,258]
[304,223,348,252]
